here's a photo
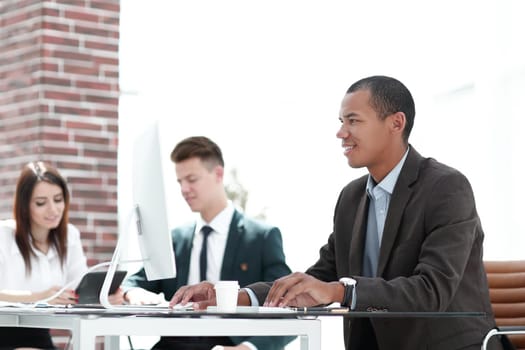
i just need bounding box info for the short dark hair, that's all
[170,136,224,169]
[347,75,415,142]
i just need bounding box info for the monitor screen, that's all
[131,121,176,280]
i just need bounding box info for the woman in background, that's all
[0,161,87,349]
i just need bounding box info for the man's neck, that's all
[200,197,228,223]
[369,144,408,183]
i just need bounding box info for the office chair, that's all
[482,260,525,350]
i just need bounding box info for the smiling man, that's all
[171,76,505,350]
[122,136,294,350]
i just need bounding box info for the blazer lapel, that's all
[377,147,422,276]
[220,210,243,279]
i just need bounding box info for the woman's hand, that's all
[44,286,78,305]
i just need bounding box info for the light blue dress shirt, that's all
[363,147,410,277]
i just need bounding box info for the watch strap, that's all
[341,283,354,307]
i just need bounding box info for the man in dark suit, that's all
[122,136,293,350]
[171,76,504,350]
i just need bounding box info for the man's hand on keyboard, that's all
[169,281,215,309]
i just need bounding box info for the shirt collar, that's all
[367,147,410,196]
[28,235,58,259]
[196,200,235,236]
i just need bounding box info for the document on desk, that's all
[0,301,193,312]
[0,301,65,309]
[0,301,26,308]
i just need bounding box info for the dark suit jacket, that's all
[124,209,293,350]
[250,147,502,350]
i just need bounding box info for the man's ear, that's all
[390,112,406,134]
[215,165,224,181]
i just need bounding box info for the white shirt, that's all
[0,219,88,292]
[188,203,259,350]
[187,202,235,285]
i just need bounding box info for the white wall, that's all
[118,1,525,348]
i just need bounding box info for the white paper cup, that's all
[214,281,239,313]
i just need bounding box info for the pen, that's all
[292,306,349,313]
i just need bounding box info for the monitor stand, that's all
[99,206,143,309]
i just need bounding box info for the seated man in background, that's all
[122,136,294,350]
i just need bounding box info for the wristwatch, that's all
[339,277,357,308]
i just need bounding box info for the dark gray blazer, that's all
[250,147,502,350]
[124,209,293,350]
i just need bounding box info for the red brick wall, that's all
[1,2,120,347]
[0,0,120,266]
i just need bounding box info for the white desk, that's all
[0,308,321,350]
[1,307,486,350]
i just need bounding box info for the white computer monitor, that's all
[131,122,176,281]
[99,121,176,308]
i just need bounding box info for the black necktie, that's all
[199,225,213,281]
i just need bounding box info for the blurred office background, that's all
[118,1,524,348]
[1,1,523,349]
